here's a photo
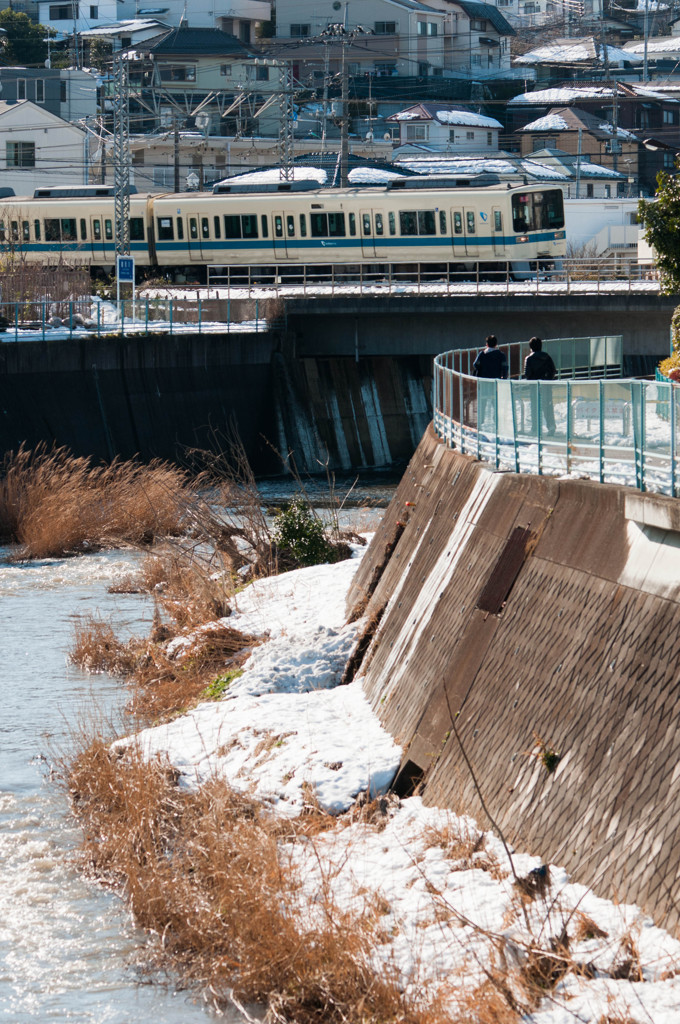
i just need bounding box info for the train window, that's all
[310,213,326,237]
[104,219,113,241]
[201,217,210,239]
[453,212,462,235]
[34,219,40,241]
[45,219,60,242]
[389,212,396,236]
[362,213,371,236]
[176,217,184,240]
[0,221,5,241]
[261,214,268,237]
[214,216,221,239]
[399,211,417,236]
[10,221,18,242]
[242,215,258,239]
[418,211,436,235]
[439,210,447,234]
[287,215,295,237]
[494,210,502,232]
[80,218,87,241]
[328,212,345,237]
[130,218,144,241]
[299,214,307,236]
[274,215,283,238]
[157,217,174,241]
[61,219,77,241]
[466,211,476,234]
[22,221,29,242]
[189,218,198,240]
[93,219,101,241]
[349,212,356,236]
[375,213,384,236]
[224,216,241,239]
[511,190,564,232]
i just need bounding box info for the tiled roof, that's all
[450,1,515,35]
[141,26,251,57]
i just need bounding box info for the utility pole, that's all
[321,42,330,153]
[112,54,130,256]
[174,112,180,192]
[278,61,295,181]
[612,80,619,173]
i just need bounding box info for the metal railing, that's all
[0,298,282,341]
[433,336,680,497]
[206,258,659,296]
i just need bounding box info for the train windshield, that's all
[512,190,564,232]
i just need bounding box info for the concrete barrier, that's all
[349,426,680,931]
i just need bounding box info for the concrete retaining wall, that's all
[348,427,680,931]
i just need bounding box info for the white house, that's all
[0,101,87,195]
[37,0,120,38]
[79,18,170,53]
[387,102,502,150]
[116,0,270,36]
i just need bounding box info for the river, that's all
[0,548,231,1023]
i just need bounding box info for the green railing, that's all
[0,298,281,341]
[433,336,680,496]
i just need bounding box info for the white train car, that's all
[0,182,566,276]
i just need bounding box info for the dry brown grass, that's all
[0,445,196,558]
[70,613,262,723]
[67,740,445,1024]
[134,543,233,631]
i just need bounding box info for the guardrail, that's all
[0,298,282,341]
[433,336,680,497]
[206,258,659,296]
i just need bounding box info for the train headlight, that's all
[517,235,529,243]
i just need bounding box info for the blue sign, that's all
[117,256,135,283]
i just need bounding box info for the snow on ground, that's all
[121,536,680,1021]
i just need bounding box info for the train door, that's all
[491,206,505,257]
[463,208,478,258]
[272,212,288,258]
[187,215,203,261]
[451,209,464,259]
[360,209,375,257]
[90,216,107,260]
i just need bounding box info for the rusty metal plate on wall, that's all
[477,526,533,614]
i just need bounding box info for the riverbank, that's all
[69,542,680,1023]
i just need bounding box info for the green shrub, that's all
[202,668,244,701]
[273,498,334,568]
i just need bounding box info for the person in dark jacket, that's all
[524,336,556,433]
[473,335,508,428]
[473,335,508,380]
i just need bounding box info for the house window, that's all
[470,54,481,65]
[375,62,396,76]
[664,151,675,168]
[120,36,131,47]
[417,20,438,35]
[256,66,269,81]
[220,64,232,76]
[60,82,67,103]
[470,18,486,29]
[160,65,196,82]
[604,185,611,197]
[36,80,44,103]
[406,124,428,141]
[374,21,396,33]
[466,131,474,140]
[586,184,594,197]
[487,131,492,145]
[290,23,310,36]
[449,129,456,142]
[49,4,73,18]
[17,79,26,101]
[663,109,677,125]
[89,4,98,16]
[6,141,35,168]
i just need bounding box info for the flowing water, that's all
[0,549,230,1023]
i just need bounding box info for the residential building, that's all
[79,18,169,53]
[37,0,269,37]
[38,0,119,38]
[0,100,87,194]
[0,67,98,123]
[516,106,639,193]
[512,37,642,84]
[269,0,514,82]
[387,102,502,149]
[114,27,284,135]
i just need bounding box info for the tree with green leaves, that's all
[0,10,49,67]
[639,168,680,297]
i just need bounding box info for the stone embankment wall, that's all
[347,427,680,931]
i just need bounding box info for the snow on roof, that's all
[509,86,616,105]
[399,157,519,175]
[520,159,570,179]
[434,109,502,128]
[216,167,328,185]
[347,167,404,183]
[80,18,164,37]
[392,111,421,120]
[633,85,680,101]
[625,35,680,53]
[521,113,570,132]
[578,160,625,177]
[598,122,637,140]
[514,41,641,64]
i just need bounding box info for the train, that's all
[0,180,566,278]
